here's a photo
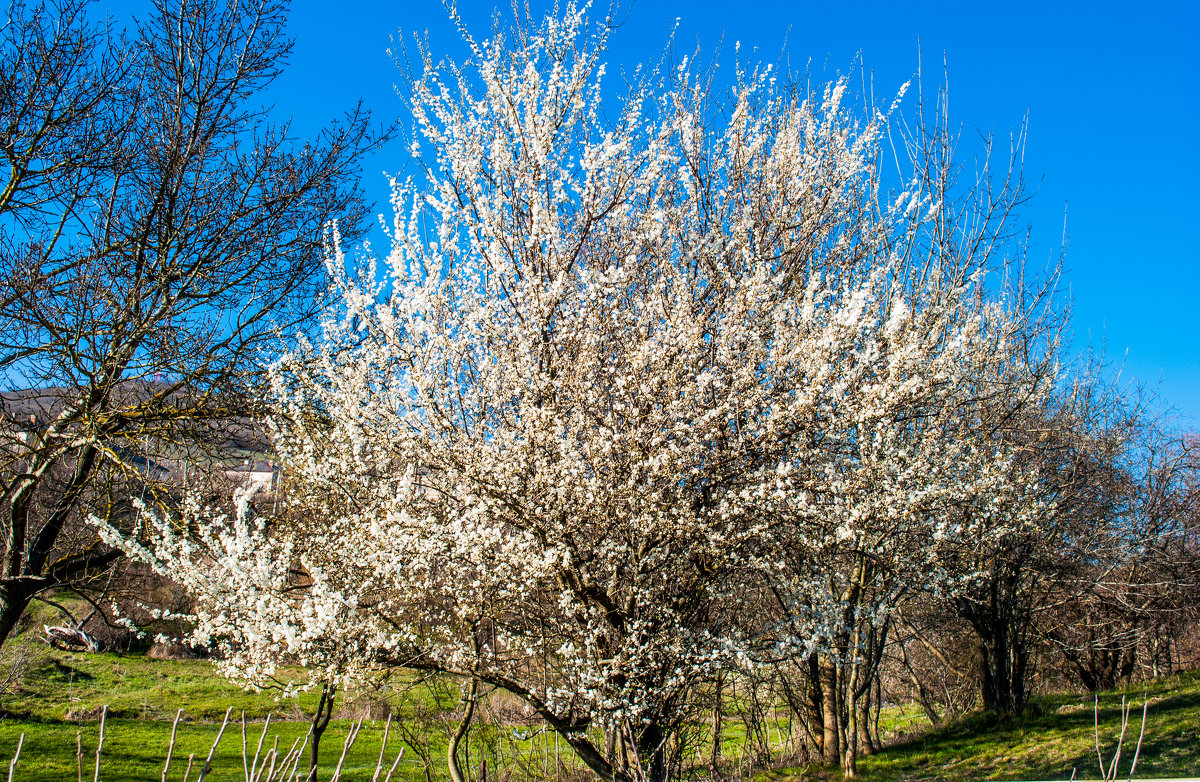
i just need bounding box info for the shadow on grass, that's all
[787,674,1200,782]
[38,658,94,684]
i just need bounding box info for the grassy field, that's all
[0,640,599,781]
[0,645,414,780]
[1,636,1198,781]
[762,671,1200,781]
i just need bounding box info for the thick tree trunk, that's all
[856,695,874,756]
[977,631,1027,716]
[1074,644,1136,692]
[0,584,32,648]
[306,685,336,782]
[1,443,99,652]
[636,721,668,782]
[805,654,825,758]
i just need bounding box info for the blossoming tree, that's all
[99,7,1054,780]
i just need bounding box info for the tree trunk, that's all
[636,721,668,782]
[805,654,825,758]
[977,630,1026,716]
[819,656,840,766]
[842,617,866,778]
[447,678,478,782]
[0,585,31,649]
[856,694,874,756]
[1,443,99,652]
[843,669,860,778]
[710,673,724,775]
[307,684,336,782]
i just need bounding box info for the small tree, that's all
[942,368,1149,715]
[0,0,383,648]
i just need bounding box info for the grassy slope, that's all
[0,718,402,781]
[763,672,1200,781]
[1,637,1198,780]
[1,649,318,721]
[0,646,429,781]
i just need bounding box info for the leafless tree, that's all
[0,0,385,648]
[1048,425,1200,689]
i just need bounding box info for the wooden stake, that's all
[382,748,405,782]
[93,706,107,782]
[250,714,273,782]
[242,712,249,782]
[7,733,24,782]
[163,709,183,782]
[196,707,233,782]
[372,715,393,782]
[330,718,364,782]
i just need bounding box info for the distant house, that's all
[2,383,278,500]
[224,459,278,496]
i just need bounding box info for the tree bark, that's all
[0,582,32,648]
[636,721,668,782]
[306,684,336,782]
[447,678,477,782]
[819,656,840,766]
[709,672,724,776]
[976,629,1027,716]
[804,654,825,758]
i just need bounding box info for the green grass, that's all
[0,647,426,781]
[0,717,414,781]
[2,625,1198,781]
[1,649,321,722]
[0,644,575,781]
[761,672,1200,781]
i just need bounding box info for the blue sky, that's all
[104,0,1199,424]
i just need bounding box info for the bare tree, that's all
[0,0,385,648]
[1048,423,1200,689]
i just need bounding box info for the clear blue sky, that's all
[103,0,1199,425]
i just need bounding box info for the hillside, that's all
[1,636,1197,781]
[763,672,1200,781]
